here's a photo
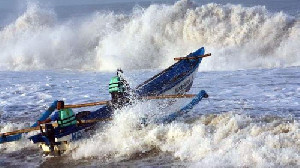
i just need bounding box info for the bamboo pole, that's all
[144,94,195,100]
[79,118,112,124]
[174,53,211,61]
[64,101,109,108]
[63,94,196,109]
[0,118,113,137]
[1,127,41,136]
[1,94,198,136]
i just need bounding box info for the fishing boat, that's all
[0,47,210,155]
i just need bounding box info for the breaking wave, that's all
[0,0,299,71]
[0,122,37,152]
[71,104,300,167]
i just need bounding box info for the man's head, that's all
[57,100,65,110]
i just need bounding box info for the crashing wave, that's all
[0,0,299,71]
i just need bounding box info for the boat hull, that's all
[135,47,204,96]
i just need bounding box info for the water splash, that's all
[0,0,299,71]
[71,103,300,166]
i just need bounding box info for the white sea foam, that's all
[0,122,37,152]
[0,0,299,71]
[0,67,299,166]
[72,107,300,166]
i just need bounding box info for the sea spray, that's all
[0,2,127,71]
[72,104,300,167]
[70,99,185,159]
[0,122,37,152]
[0,0,299,71]
[0,67,298,166]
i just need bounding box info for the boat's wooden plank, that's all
[174,53,211,61]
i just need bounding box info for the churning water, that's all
[0,0,299,167]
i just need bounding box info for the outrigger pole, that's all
[0,118,112,137]
[65,101,109,108]
[1,51,212,143]
[174,53,211,61]
[0,93,198,140]
[63,94,197,109]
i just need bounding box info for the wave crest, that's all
[0,0,299,71]
[71,107,300,166]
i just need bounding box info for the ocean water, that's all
[0,0,299,167]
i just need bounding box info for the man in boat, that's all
[37,100,77,153]
[108,69,131,109]
[37,101,77,127]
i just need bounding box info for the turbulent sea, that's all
[0,0,299,167]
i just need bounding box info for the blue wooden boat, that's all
[81,46,206,121]
[1,47,209,154]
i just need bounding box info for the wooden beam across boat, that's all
[64,101,109,108]
[63,94,197,109]
[0,93,197,137]
[174,53,211,61]
[144,94,195,100]
[0,118,113,137]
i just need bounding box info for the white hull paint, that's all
[162,70,197,95]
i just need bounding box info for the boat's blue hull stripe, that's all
[136,47,204,96]
[1,101,58,144]
[160,90,208,123]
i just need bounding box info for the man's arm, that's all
[37,118,52,125]
[37,111,59,125]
